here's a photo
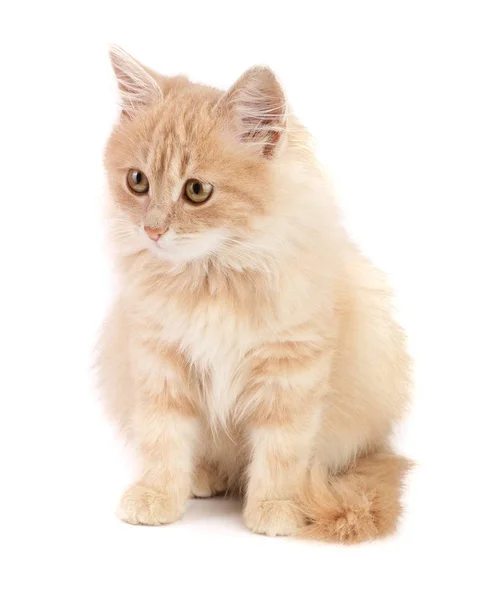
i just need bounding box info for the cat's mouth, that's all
[147,237,177,261]
[143,227,229,265]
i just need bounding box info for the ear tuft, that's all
[108,45,162,118]
[222,66,287,158]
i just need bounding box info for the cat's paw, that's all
[244,499,305,536]
[191,462,228,498]
[117,484,185,526]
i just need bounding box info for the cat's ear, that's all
[109,45,162,118]
[220,66,287,158]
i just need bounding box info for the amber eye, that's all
[184,179,213,204]
[127,169,149,194]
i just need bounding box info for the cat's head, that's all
[104,46,294,268]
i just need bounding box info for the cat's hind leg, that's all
[191,459,228,498]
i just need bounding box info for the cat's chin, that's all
[146,241,210,269]
[147,243,185,266]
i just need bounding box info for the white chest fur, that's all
[157,296,255,429]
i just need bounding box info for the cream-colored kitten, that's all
[97,46,411,543]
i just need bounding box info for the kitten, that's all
[97,45,412,543]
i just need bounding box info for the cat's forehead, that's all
[138,87,223,175]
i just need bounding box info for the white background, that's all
[1,1,485,598]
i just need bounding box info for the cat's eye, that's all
[184,179,213,204]
[127,169,149,194]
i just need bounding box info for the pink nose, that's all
[144,225,167,241]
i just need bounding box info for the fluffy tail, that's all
[298,453,412,544]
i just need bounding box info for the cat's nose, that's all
[144,225,167,242]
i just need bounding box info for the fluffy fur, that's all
[97,46,412,543]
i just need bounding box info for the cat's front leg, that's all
[243,342,331,536]
[243,415,319,536]
[117,345,199,526]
